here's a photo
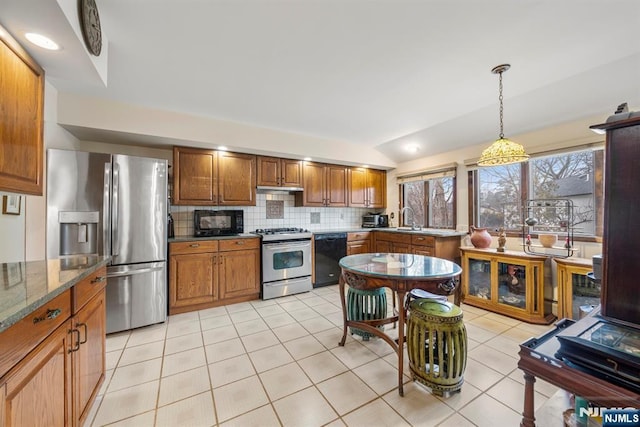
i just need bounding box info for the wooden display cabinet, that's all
[554,257,598,320]
[461,247,555,324]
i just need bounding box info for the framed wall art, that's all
[2,195,21,215]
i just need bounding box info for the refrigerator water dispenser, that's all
[59,211,99,255]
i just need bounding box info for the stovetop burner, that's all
[254,227,312,241]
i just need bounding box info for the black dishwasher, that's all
[313,233,347,287]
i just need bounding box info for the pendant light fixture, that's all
[477,64,529,166]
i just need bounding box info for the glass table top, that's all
[339,253,462,279]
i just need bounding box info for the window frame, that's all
[399,175,457,230]
[468,148,604,241]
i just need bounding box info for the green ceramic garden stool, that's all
[346,287,387,341]
[407,298,467,396]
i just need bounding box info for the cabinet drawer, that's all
[411,235,435,247]
[376,232,411,244]
[0,289,71,378]
[72,266,107,314]
[347,232,370,241]
[219,238,260,252]
[171,240,219,254]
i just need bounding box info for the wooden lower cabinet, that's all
[374,232,411,253]
[0,319,73,427]
[461,247,555,324]
[170,252,218,309]
[0,266,106,427]
[169,238,260,314]
[373,231,461,262]
[346,232,371,255]
[219,249,260,299]
[71,290,106,426]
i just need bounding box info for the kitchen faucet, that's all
[400,206,421,231]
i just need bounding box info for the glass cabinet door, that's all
[497,261,527,309]
[570,271,600,319]
[468,258,491,300]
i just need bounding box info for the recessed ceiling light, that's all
[362,165,369,168]
[218,146,228,151]
[303,157,312,161]
[406,144,420,153]
[25,33,60,50]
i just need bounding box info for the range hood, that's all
[256,185,304,193]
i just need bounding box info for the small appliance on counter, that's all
[193,210,244,237]
[362,213,389,228]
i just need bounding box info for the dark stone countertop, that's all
[0,256,111,333]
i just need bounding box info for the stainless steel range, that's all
[255,228,313,300]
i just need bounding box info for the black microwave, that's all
[194,210,244,237]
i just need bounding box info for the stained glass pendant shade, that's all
[477,64,529,166]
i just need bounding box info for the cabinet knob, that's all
[91,276,106,284]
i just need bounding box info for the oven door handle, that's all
[263,242,310,251]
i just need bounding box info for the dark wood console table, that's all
[518,313,640,426]
[338,253,462,396]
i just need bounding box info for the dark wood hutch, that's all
[517,114,640,426]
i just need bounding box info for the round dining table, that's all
[338,253,462,396]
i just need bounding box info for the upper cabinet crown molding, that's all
[0,25,45,195]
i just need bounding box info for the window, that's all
[401,176,456,229]
[470,148,603,237]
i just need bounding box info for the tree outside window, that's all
[472,148,602,237]
[402,177,455,229]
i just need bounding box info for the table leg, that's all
[521,372,536,427]
[338,275,348,347]
[397,289,406,396]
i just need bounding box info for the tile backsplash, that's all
[170,193,378,237]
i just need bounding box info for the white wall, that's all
[0,192,26,263]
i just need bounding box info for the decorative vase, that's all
[470,226,492,249]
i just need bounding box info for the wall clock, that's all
[79,0,102,56]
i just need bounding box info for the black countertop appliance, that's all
[313,232,347,287]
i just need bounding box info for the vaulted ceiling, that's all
[2,0,639,165]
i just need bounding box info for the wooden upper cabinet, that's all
[173,146,217,205]
[173,147,256,206]
[326,164,349,207]
[257,156,303,188]
[0,25,44,195]
[348,167,386,208]
[218,152,256,206]
[296,162,347,207]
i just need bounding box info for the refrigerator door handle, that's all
[103,163,112,258]
[112,162,120,257]
[107,265,164,278]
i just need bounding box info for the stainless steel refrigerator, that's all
[47,149,167,333]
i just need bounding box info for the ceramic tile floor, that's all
[86,286,561,427]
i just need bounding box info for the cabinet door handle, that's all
[235,240,245,245]
[77,322,88,344]
[416,237,425,241]
[190,243,200,248]
[33,308,61,324]
[91,276,106,284]
[68,328,81,353]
